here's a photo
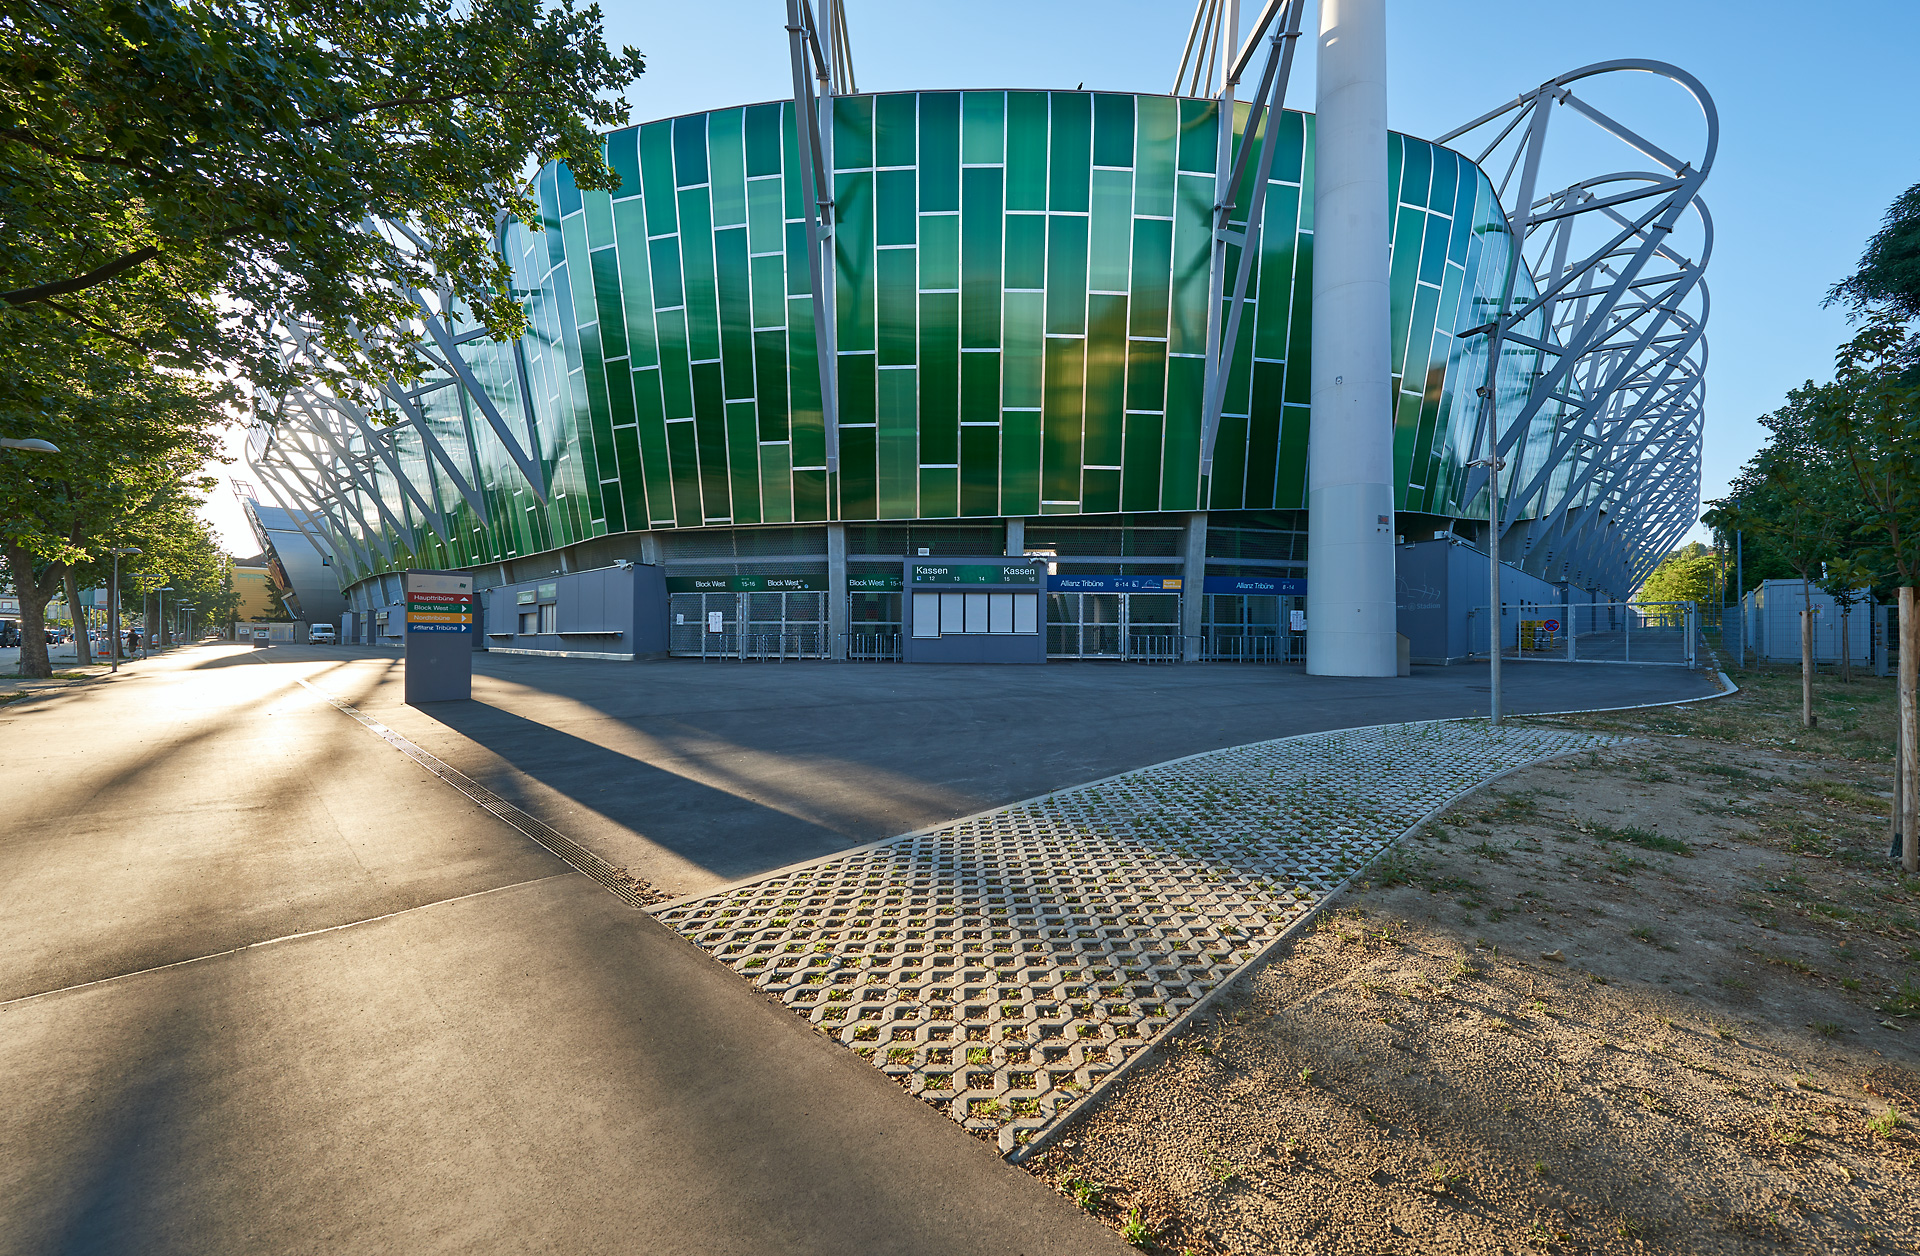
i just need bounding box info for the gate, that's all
[1048,592,1181,660]
[670,591,828,659]
[1469,601,1698,667]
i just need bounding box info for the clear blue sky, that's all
[595,0,1920,546]
[212,2,1920,555]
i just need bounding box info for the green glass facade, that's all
[328,91,1555,587]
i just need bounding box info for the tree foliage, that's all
[0,0,644,402]
[1829,181,1920,325]
[1639,542,1721,607]
[0,352,228,675]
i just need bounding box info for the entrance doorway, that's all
[1047,592,1181,659]
[669,591,829,659]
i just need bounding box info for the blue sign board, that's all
[1046,573,1183,593]
[1203,575,1306,596]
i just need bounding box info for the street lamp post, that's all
[130,575,163,659]
[0,438,60,453]
[108,547,141,672]
[157,586,173,652]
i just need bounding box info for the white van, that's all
[308,623,337,644]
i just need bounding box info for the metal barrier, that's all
[741,631,823,661]
[1469,602,1698,667]
[1125,634,1188,664]
[693,630,827,661]
[1203,633,1293,663]
[843,632,902,662]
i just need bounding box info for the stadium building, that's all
[248,1,1712,668]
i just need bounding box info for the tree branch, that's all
[37,299,152,351]
[0,125,147,170]
[1,246,160,305]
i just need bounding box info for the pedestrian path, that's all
[652,720,1624,1155]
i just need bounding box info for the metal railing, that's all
[1468,601,1698,667]
[689,630,827,661]
[1125,633,1189,663]
[1203,633,1295,663]
[842,631,902,662]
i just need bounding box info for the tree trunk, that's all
[1840,602,1852,684]
[3,545,64,680]
[1901,585,1917,875]
[1801,604,1817,729]
[62,571,92,667]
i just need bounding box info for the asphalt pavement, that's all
[0,645,1128,1256]
[339,645,1723,899]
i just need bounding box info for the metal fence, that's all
[687,629,828,661]
[1469,601,1697,667]
[1121,632,1297,663]
[843,632,903,662]
[1203,632,1297,664]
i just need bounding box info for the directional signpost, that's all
[403,569,474,704]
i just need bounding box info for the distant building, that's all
[231,556,279,622]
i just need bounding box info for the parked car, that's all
[309,624,337,644]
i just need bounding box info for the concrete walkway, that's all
[0,646,1125,1255]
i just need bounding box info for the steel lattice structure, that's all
[248,4,1709,612]
[1436,60,1715,596]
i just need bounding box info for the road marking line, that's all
[294,678,663,908]
[0,875,571,1008]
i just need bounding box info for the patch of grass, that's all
[1867,1109,1902,1138]
[1590,822,1694,856]
[1118,1207,1157,1249]
[1882,976,1920,1016]
[1065,1176,1106,1212]
[1810,1021,1842,1039]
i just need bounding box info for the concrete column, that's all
[638,532,663,566]
[1181,512,1208,661]
[1004,517,1025,557]
[1305,0,1397,677]
[826,522,848,659]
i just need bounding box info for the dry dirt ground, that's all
[1029,666,1920,1254]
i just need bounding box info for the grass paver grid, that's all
[651,721,1625,1153]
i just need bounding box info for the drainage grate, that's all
[297,679,664,909]
[649,721,1624,1155]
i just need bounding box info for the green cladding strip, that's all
[328,93,1554,582]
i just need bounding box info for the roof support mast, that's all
[785,0,854,514]
[1305,0,1398,678]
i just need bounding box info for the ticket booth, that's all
[903,559,1046,664]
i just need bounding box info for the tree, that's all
[1808,313,1920,871]
[1828,182,1920,326]
[0,352,227,677]
[0,0,645,405]
[1639,542,1721,609]
[1703,383,1862,728]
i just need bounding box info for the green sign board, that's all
[910,563,1041,586]
[848,573,904,591]
[516,588,536,604]
[666,574,828,593]
[537,582,558,600]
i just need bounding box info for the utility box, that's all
[483,563,668,660]
[903,558,1047,664]
[1741,580,1874,664]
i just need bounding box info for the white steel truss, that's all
[1437,60,1715,597]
